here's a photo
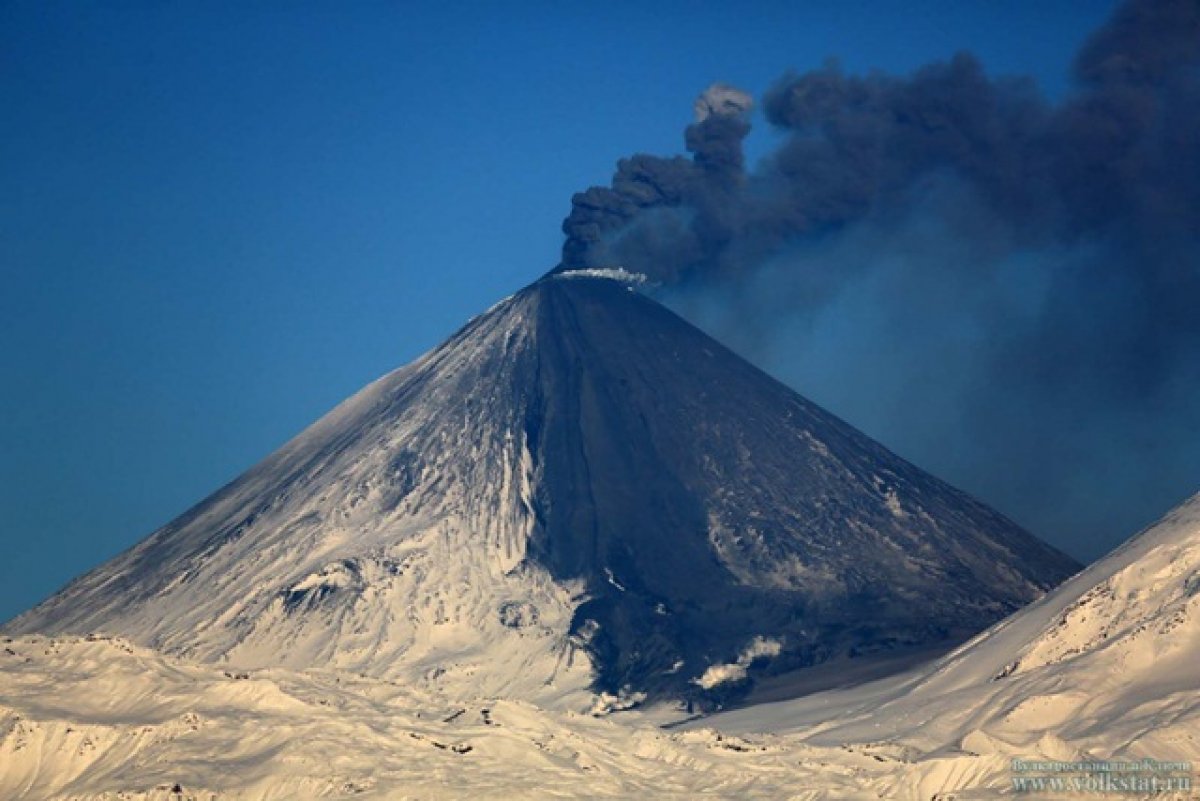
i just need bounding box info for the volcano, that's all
[4,273,1078,706]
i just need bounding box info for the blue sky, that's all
[0,1,1117,622]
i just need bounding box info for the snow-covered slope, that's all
[4,274,1077,705]
[706,490,1200,797]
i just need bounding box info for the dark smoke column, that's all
[556,83,753,281]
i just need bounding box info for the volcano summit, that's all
[6,273,1078,707]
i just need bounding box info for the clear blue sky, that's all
[0,1,1117,622]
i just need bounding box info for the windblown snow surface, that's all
[2,492,1198,799]
[4,275,1075,706]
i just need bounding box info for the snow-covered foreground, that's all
[5,492,1200,800]
[0,634,907,800]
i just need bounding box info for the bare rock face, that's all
[4,274,1078,706]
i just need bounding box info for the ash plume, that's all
[558,82,753,282]
[557,0,1200,560]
